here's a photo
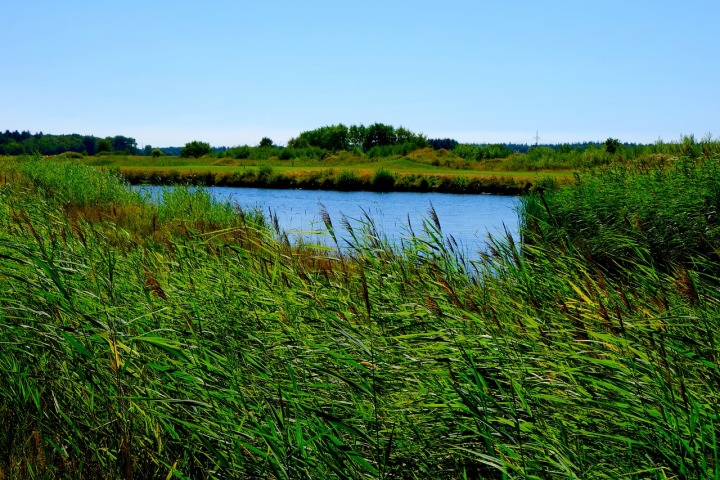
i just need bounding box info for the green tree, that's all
[363,123,396,150]
[181,141,212,158]
[287,124,348,151]
[348,124,366,148]
[111,135,138,154]
[259,137,274,148]
[82,136,97,156]
[151,148,163,157]
[604,138,621,154]
[97,138,112,153]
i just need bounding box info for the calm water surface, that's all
[144,186,519,253]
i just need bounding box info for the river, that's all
[141,186,520,254]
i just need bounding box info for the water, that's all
[140,186,520,254]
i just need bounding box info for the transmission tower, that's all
[533,131,541,146]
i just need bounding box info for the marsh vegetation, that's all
[0,152,719,478]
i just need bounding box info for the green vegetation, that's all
[180,140,212,158]
[1,153,719,478]
[6,126,720,195]
[287,123,429,153]
[53,131,718,193]
[0,131,139,156]
[259,136,274,148]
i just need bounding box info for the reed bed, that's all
[0,155,718,478]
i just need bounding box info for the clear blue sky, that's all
[2,1,718,147]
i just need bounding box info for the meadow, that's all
[69,148,574,194]
[0,152,719,479]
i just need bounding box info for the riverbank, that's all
[73,151,574,194]
[119,166,541,194]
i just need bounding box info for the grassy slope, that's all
[81,150,574,193]
[0,155,718,478]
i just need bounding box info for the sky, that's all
[2,1,718,148]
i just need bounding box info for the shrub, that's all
[335,170,362,191]
[59,151,85,159]
[257,164,274,184]
[227,146,251,159]
[278,148,292,160]
[371,168,395,191]
[181,141,212,158]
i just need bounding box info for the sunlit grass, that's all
[0,155,718,478]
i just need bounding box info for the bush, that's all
[335,171,362,191]
[58,151,85,159]
[228,146,251,159]
[257,165,274,184]
[371,168,395,192]
[181,141,212,158]
[278,148,292,160]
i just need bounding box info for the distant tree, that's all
[227,145,251,159]
[181,140,212,158]
[288,124,348,151]
[82,136,97,156]
[151,148,163,157]
[111,135,138,154]
[363,123,396,150]
[97,138,112,153]
[429,138,459,150]
[143,145,153,156]
[395,126,428,149]
[604,138,621,154]
[259,137,274,148]
[2,141,24,155]
[348,125,366,148]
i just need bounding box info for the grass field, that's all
[72,150,575,194]
[1,153,719,478]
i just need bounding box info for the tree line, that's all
[0,130,145,156]
[4,127,718,164]
[287,123,429,152]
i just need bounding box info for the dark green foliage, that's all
[604,137,621,154]
[111,135,138,153]
[0,131,140,156]
[226,145,251,159]
[151,148,163,157]
[522,156,720,268]
[428,138,459,150]
[334,170,362,190]
[363,122,397,150]
[288,124,349,151]
[371,167,395,191]
[83,136,98,156]
[257,164,274,184]
[278,148,292,160]
[259,136,274,147]
[288,123,428,153]
[181,140,212,158]
[97,138,112,153]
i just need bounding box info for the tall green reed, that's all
[0,156,718,478]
